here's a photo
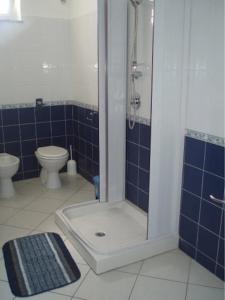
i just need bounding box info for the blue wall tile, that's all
[216,265,225,281]
[19,107,35,124]
[181,190,201,222]
[126,182,138,206]
[35,107,50,122]
[179,215,197,246]
[183,164,203,196]
[196,251,216,273]
[138,169,150,194]
[197,227,218,260]
[36,122,51,139]
[179,239,196,259]
[205,143,224,178]
[0,127,3,144]
[5,142,21,157]
[21,140,37,156]
[200,200,222,235]
[125,121,151,212]
[2,109,19,126]
[126,121,140,144]
[22,156,38,172]
[126,163,138,186]
[139,147,150,171]
[202,172,224,205]
[3,126,20,142]
[140,124,150,148]
[51,105,65,121]
[126,142,139,165]
[66,105,73,119]
[180,135,225,281]
[184,136,205,168]
[20,124,36,140]
[52,121,66,137]
[218,239,224,267]
[138,189,149,212]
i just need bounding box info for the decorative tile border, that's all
[126,113,151,126]
[186,129,225,147]
[0,100,99,112]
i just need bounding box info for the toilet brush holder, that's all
[67,160,77,176]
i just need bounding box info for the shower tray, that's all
[55,200,178,274]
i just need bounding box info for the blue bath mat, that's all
[3,232,81,297]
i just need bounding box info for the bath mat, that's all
[3,232,81,297]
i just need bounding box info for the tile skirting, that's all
[0,100,99,112]
[186,129,225,147]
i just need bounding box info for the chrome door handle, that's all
[210,195,225,204]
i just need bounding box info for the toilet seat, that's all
[37,146,68,159]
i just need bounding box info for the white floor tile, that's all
[35,214,65,238]
[24,197,65,214]
[51,264,90,297]
[130,275,186,300]
[15,181,45,198]
[140,251,191,283]
[64,240,87,265]
[5,210,49,230]
[186,284,224,300]
[0,225,30,248]
[0,207,18,224]
[15,292,71,300]
[75,270,137,300]
[189,260,224,289]
[0,194,37,209]
[0,280,14,300]
[63,190,95,207]
[60,174,87,190]
[0,258,8,281]
[117,261,143,274]
[41,188,76,202]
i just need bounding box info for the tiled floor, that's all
[0,174,224,300]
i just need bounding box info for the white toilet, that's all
[35,146,68,189]
[0,153,20,198]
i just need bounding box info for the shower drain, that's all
[95,232,106,237]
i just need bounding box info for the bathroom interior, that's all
[0,0,224,299]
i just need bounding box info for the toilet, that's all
[35,146,68,190]
[0,153,20,198]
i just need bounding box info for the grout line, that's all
[185,256,193,300]
[72,268,91,299]
[180,213,223,239]
[128,260,144,300]
[184,162,225,180]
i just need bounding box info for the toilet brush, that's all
[67,145,77,176]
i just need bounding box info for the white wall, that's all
[70,0,98,107]
[127,0,154,120]
[149,0,186,238]
[0,0,98,106]
[185,0,224,138]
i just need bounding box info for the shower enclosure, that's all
[56,0,183,274]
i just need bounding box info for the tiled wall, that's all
[0,103,99,182]
[71,105,99,182]
[125,121,151,212]
[179,134,225,281]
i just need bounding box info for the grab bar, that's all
[210,195,225,204]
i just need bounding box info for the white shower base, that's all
[56,200,178,274]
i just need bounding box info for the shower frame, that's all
[56,0,186,274]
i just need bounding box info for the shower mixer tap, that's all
[131,93,141,109]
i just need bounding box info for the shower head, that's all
[130,0,143,8]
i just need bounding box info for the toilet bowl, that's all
[0,153,20,198]
[35,146,68,189]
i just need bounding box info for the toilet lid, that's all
[37,146,68,158]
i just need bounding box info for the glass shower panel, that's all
[126,0,154,214]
